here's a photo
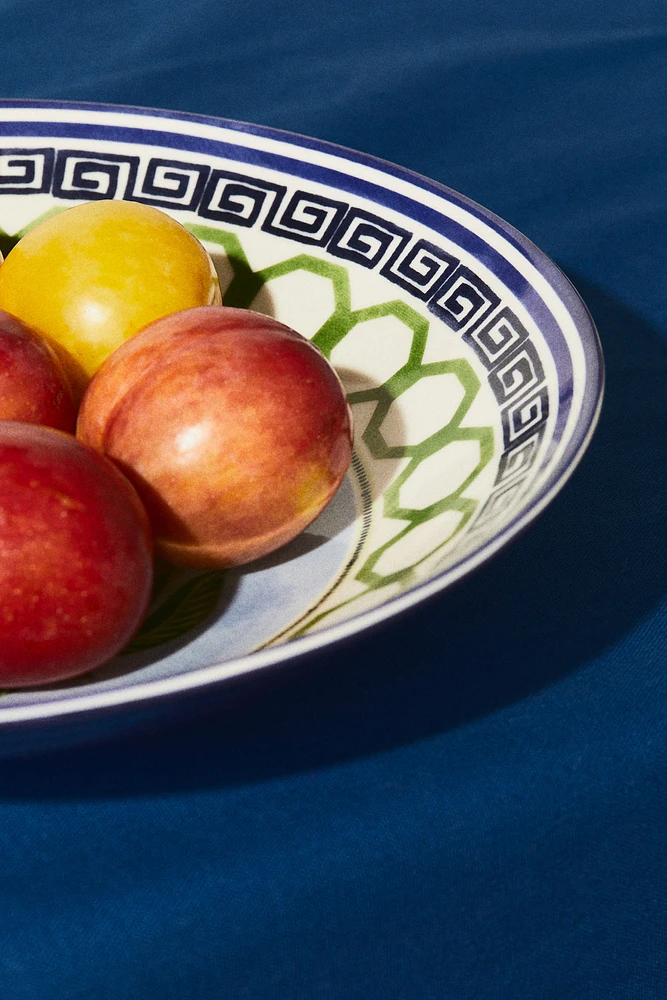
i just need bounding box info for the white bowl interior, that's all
[0,102,603,721]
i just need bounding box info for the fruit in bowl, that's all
[0,309,78,432]
[0,423,153,687]
[0,101,604,735]
[0,199,352,685]
[77,305,354,569]
[0,199,221,384]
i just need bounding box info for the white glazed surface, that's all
[0,101,603,723]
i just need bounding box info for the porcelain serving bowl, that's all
[0,99,603,736]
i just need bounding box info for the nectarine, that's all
[77,306,353,569]
[0,423,153,686]
[0,200,221,380]
[0,309,78,431]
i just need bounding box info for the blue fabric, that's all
[2,1,667,996]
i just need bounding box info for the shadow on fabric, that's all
[1,272,666,799]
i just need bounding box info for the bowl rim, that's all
[0,98,604,725]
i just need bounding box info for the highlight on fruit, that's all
[0,201,353,687]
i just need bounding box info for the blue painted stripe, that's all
[0,104,602,477]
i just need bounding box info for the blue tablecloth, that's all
[2,2,667,996]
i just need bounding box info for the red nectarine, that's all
[0,309,78,431]
[0,423,153,686]
[77,306,353,568]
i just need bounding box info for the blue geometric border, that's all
[0,104,603,518]
[0,101,606,716]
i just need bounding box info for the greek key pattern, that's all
[0,148,54,193]
[0,148,551,518]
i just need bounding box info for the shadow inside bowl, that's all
[5,454,364,699]
[0,273,663,799]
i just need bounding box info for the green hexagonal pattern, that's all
[189,225,495,636]
[1,213,495,649]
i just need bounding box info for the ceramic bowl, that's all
[0,99,603,735]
